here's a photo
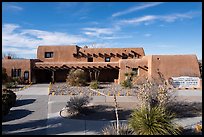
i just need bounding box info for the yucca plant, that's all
[128,106,181,135]
[89,80,99,89]
[101,122,135,135]
[121,79,132,89]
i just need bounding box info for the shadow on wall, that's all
[14,99,36,107]
[2,109,34,122]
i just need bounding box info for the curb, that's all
[17,82,33,91]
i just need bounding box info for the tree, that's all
[2,52,18,59]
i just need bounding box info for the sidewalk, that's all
[2,84,49,135]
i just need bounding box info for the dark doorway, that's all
[86,69,119,82]
[34,69,52,83]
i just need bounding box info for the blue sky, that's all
[2,2,202,59]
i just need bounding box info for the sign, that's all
[171,76,200,88]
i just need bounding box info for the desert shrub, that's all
[89,80,99,89]
[5,82,15,89]
[2,89,16,116]
[2,68,8,84]
[124,72,129,77]
[101,122,135,135]
[15,77,25,85]
[128,106,181,135]
[121,79,132,89]
[66,95,92,115]
[135,78,176,109]
[66,69,87,86]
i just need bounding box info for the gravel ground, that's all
[50,82,138,96]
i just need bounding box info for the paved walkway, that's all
[2,84,202,135]
[2,84,49,135]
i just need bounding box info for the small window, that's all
[18,69,21,77]
[105,57,110,62]
[24,71,29,80]
[87,57,93,62]
[132,68,139,76]
[45,52,53,58]
[122,56,128,59]
[11,69,21,77]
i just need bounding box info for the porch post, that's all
[52,70,55,83]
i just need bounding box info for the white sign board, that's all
[171,76,200,88]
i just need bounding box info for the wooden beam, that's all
[99,53,104,57]
[122,53,127,56]
[115,66,120,69]
[39,66,45,70]
[87,53,92,57]
[82,66,87,70]
[144,65,148,69]
[138,66,148,71]
[110,53,115,57]
[54,66,60,70]
[45,66,53,71]
[107,64,114,68]
[98,66,103,69]
[116,53,122,57]
[93,66,99,70]
[61,65,69,69]
[93,53,98,57]
[128,53,134,57]
[76,66,81,69]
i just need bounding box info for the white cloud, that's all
[112,2,164,17]
[3,3,23,11]
[82,26,120,37]
[144,33,152,37]
[119,15,157,24]
[2,23,89,58]
[101,35,132,40]
[118,11,197,25]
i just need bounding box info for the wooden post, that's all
[52,70,55,83]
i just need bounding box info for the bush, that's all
[5,82,15,89]
[128,106,181,135]
[101,123,135,135]
[2,89,16,116]
[89,80,99,89]
[66,69,87,86]
[2,68,8,84]
[66,95,92,115]
[121,79,132,88]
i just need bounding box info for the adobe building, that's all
[2,45,201,87]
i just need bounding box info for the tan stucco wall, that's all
[37,45,145,63]
[148,55,201,83]
[118,56,149,84]
[2,59,32,82]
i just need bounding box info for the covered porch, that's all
[33,62,120,83]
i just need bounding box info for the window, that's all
[11,69,21,77]
[105,57,110,62]
[45,52,53,58]
[122,56,128,59]
[132,68,139,76]
[24,71,29,80]
[87,57,93,62]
